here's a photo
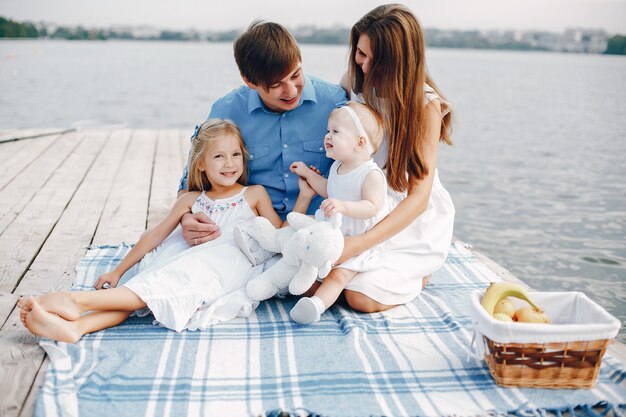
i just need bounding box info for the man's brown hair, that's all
[234,21,302,90]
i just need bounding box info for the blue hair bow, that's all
[190,124,200,141]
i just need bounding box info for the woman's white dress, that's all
[124,187,263,332]
[344,86,455,305]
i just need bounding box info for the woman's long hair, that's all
[349,4,453,192]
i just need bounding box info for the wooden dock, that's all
[0,129,189,417]
[0,129,624,417]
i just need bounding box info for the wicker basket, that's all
[470,290,621,389]
[483,337,610,388]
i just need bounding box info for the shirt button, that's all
[319,146,323,151]
[249,155,254,159]
[281,114,286,118]
[283,144,288,149]
[284,173,289,178]
[284,198,289,202]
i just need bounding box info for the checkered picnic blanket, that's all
[36,242,626,417]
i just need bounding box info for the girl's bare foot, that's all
[422,275,431,289]
[18,296,33,325]
[24,298,81,343]
[36,291,83,321]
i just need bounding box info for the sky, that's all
[2,0,626,33]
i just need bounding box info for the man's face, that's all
[246,63,304,113]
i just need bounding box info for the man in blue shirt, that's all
[179,21,347,246]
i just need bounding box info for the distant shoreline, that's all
[2,16,626,55]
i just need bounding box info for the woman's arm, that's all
[94,192,199,288]
[338,100,442,263]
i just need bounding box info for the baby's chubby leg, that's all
[290,268,357,324]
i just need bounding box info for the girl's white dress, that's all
[124,187,263,332]
[345,85,455,305]
[326,159,388,272]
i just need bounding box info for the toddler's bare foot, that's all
[24,298,81,343]
[36,291,83,321]
[422,275,431,289]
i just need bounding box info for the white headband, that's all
[339,106,375,156]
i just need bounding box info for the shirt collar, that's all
[247,75,317,114]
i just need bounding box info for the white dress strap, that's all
[424,84,451,118]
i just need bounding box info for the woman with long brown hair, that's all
[333,4,455,313]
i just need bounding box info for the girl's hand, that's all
[298,176,316,200]
[320,198,346,217]
[94,271,122,290]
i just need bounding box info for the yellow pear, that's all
[493,313,514,322]
[493,297,515,318]
[513,307,550,323]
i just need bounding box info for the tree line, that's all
[2,16,625,55]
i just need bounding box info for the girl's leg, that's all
[21,287,146,320]
[290,268,356,324]
[24,297,131,343]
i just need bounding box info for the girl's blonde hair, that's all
[330,101,384,154]
[187,119,248,192]
[349,4,453,192]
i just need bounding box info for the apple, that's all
[513,307,550,323]
[493,313,514,322]
[493,297,515,318]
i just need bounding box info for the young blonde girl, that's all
[19,119,313,342]
[335,4,455,313]
[288,101,387,324]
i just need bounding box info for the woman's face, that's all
[355,34,373,76]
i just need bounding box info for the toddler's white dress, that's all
[124,187,263,332]
[345,85,455,305]
[326,159,388,272]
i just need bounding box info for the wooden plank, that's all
[0,128,75,144]
[0,308,44,417]
[0,139,29,166]
[147,130,182,229]
[0,131,107,293]
[0,133,81,235]
[92,130,157,245]
[0,134,60,191]
[18,358,47,417]
[180,129,190,171]
[16,130,132,295]
[0,293,18,328]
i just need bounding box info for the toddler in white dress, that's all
[288,101,388,324]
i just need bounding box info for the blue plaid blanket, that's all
[36,242,626,417]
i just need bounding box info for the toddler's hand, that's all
[320,198,346,217]
[308,165,322,176]
[94,271,122,290]
[290,161,309,177]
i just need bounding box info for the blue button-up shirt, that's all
[179,75,347,219]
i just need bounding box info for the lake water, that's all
[1,40,625,341]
